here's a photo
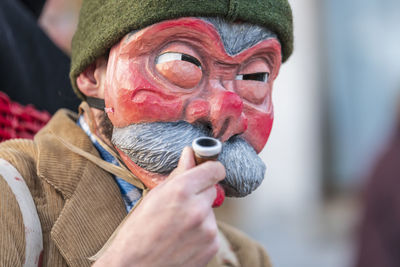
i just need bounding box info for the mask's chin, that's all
[117,148,168,189]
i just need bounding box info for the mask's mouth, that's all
[118,146,226,207]
[116,147,168,189]
[112,121,266,197]
[114,121,210,174]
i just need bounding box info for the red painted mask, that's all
[104,18,282,188]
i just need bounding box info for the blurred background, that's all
[235,1,400,266]
[39,0,81,55]
[7,0,400,266]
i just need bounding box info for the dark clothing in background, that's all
[355,123,400,267]
[20,0,46,19]
[0,0,80,114]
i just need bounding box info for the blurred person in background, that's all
[0,0,80,141]
[355,96,400,267]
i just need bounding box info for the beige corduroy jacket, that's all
[0,109,271,267]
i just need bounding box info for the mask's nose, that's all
[185,81,248,142]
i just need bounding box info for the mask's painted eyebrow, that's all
[157,52,202,68]
[236,72,269,82]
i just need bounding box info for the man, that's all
[0,0,293,266]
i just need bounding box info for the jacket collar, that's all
[34,109,127,266]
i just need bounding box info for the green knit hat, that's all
[70,0,293,99]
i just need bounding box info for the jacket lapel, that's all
[50,163,127,267]
[35,110,127,267]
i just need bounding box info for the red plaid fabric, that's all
[0,92,51,141]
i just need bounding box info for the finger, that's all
[182,211,219,265]
[173,161,226,195]
[176,146,196,171]
[191,161,225,194]
[168,146,196,178]
[195,185,217,207]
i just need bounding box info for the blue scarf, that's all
[77,116,142,212]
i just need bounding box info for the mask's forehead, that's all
[117,17,279,64]
[118,17,225,55]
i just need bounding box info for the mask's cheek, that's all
[241,105,274,153]
[105,65,188,127]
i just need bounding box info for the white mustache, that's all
[112,122,209,174]
[111,121,266,197]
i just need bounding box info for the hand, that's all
[93,147,226,267]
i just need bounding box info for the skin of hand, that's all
[92,146,226,267]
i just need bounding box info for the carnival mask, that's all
[105,17,282,197]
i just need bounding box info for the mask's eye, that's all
[236,72,269,83]
[157,52,202,69]
[156,52,202,89]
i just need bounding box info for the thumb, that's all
[169,146,196,178]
